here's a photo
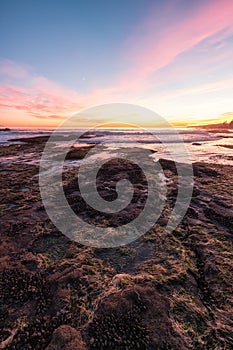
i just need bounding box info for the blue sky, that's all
[1,0,155,90]
[1,0,233,126]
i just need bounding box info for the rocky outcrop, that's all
[0,127,10,132]
[85,282,186,350]
[204,200,233,228]
[0,141,233,349]
[46,325,86,350]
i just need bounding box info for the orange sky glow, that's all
[1,0,233,129]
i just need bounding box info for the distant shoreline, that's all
[190,120,233,133]
[0,128,11,132]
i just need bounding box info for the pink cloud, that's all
[156,76,233,102]
[1,0,233,123]
[0,57,85,120]
[0,83,84,118]
[0,58,30,79]
[117,0,233,91]
[32,114,67,120]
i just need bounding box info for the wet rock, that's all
[111,273,134,288]
[0,127,11,131]
[8,314,71,349]
[21,259,38,271]
[204,201,233,229]
[192,185,201,197]
[1,140,233,350]
[212,195,232,209]
[186,207,199,219]
[159,158,177,174]
[0,306,8,325]
[217,144,233,149]
[0,269,51,312]
[193,163,219,178]
[10,135,50,143]
[65,145,95,160]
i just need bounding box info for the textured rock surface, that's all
[46,325,86,350]
[0,139,233,349]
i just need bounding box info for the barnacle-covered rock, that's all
[86,283,184,350]
[45,325,87,350]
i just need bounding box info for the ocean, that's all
[0,127,233,166]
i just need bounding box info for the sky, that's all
[1,0,233,128]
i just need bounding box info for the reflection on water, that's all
[0,128,232,166]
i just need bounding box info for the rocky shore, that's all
[0,138,233,349]
[0,128,11,132]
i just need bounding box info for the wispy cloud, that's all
[1,0,233,125]
[155,76,233,102]
[0,61,84,121]
[117,0,233,91]
[32,114,69,120]
[220,111,233,120]
[0,58,30,79]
